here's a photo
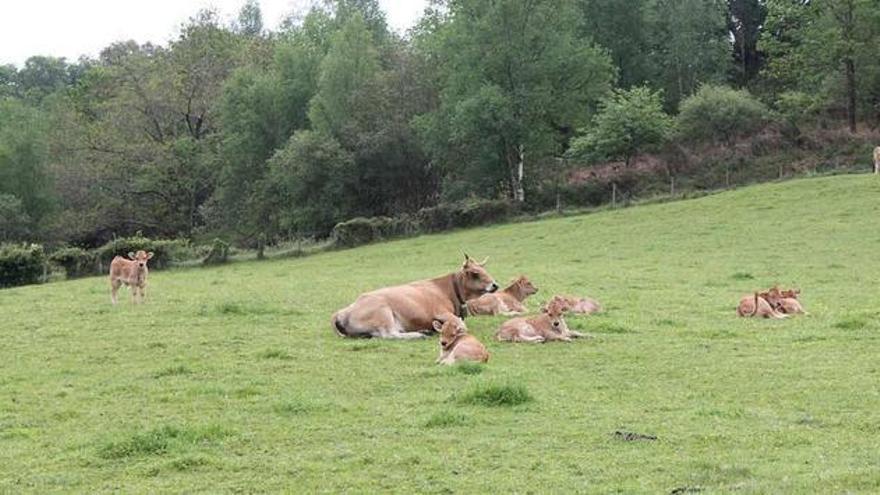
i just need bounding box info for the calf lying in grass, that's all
[495,298,583,342]
[736,292,787,319]
[467,275,538,316]
[434,314,489,365]
[772,287,807,315]
[545,294,602,315]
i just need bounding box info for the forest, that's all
[1,0,879,251]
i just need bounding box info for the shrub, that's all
[202,238,230,265]
[95,235,190,270]
[457,383,532,407]
[0,243,46,288]
[48,246,98,278]
[417,199,516,233]
[677,85,769,146]
[331,216,417,248]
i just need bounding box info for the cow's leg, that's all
[110,279,122,305]
[386,330,429,340]
[130,284,137,304]
[139,284,147,304]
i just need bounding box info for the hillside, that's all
[2,174,879,493]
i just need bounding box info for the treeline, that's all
[1,0,879,250]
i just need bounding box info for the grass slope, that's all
[2,175,880,493]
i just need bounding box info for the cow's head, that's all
[127,250,154,269]
[513,275,538,297]
[781,288,800,300]
[459,253,498,298]
[763,285,784,308]
[541,296,570,333]
[432,313,467,349]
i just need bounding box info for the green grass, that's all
[2,175,880,492]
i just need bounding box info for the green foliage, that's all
[677,85,769,145]
[202,238,230,265]
[569,86,673,166]
[48,247,97,279]
[648,0,730,109]
[417,0,615,202]
[0,194,31,242]
[457,383,533,407]
[330,216,417,248]
[0,100,53,228]
[95,235,190,270]
[0,243,45,288]
[416,199,517,234]
[268,131,356,236]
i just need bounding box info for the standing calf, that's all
[109,250,154,304]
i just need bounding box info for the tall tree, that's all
[579,0,653,88]
[728,0,767,87]
[648,0,731,109]
[761,0,880,132]
[417,0,615,203]
[235,0,264,37]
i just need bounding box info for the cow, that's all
[495,297,578,343]
[331,254,499,339]
[466,275,538,316]
[433,313,489,365]
[736,292,786,319]
[545,294,602,315]
[109,250,154,304]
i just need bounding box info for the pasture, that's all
[2,175,879,493]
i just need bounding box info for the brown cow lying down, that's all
[736,292,786,319]
[770,286,807,315]
[545,294,602,315]
[331,254,499,339]
[434,314,489,365]
[109,250,154,304]
[495,298,584,343]
[466,275,538,316]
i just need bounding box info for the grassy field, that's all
[2,175,880,493]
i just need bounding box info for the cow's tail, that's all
[331,309,349,336]
[750,292,760,317]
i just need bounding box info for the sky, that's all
[0,0,429,67]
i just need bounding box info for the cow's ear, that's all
[432,320,443,332]
[127,252,136,260]
[146,252,154,259]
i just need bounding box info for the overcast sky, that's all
[0,0,429,67]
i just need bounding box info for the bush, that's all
[331,216,417,248]
[416,199,516,233]
[95,235,190,270]
[48,246,98,278]
[677,85,769,145]
[203,238,230,265]
[0,243,46,288]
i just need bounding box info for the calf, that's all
[546,294,602,315]
[466,275,538,316]
[109,250,154,304]
[736,292,786,319]
[776,287,806,315]
[434,314,489,365]
[495,298,578,343]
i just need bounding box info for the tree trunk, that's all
[845,57,857,133]
[670,175,675,196]
[513,144,525,202]
[725,164,731,189]
[611,182,618,207]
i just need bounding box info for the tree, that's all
[648,0,731,109]
[760,0,880,132]
[234,0,264,37]
[568,87,673,204]
[267,130,356,235]
[676,85,768,186]
[579,0,653,88]
[728,0,767,87]
[417,0,615,203]
[0,100,53,228]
